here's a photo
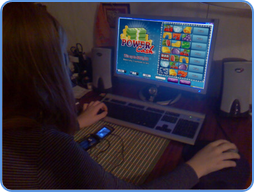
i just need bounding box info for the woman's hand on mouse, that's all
[77,101,108,129]
[186,139,240,179]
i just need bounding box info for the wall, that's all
[42,2,252,102]
[43,2,252,61]
[42,2,98,55]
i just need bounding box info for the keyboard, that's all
[102,94,205,145]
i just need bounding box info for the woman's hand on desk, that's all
[186,139,240,179]
[77,101,108,129]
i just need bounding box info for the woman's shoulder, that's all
[40,125,77,152]
[42,125,74,140]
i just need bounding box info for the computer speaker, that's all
[219,58,252,117]
[92,47,113,92]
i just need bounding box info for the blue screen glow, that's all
[116,17,214,90]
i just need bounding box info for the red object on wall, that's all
[95,3,113,47]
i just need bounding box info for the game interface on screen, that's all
[116,17,214,90]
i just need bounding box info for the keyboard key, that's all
[146,107,164,114]
[164,128,172,133]
[172,119,199,138]
[156,126,163,131]
[156,124,172,133]
[128,103,145,109]
[161,115,178,123]
[165,111,180,117]
[111,99,126,105]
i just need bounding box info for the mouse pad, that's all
[74,120,170,185]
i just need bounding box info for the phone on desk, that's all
[79,125,114,150]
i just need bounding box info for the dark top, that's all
[3,126,199,189]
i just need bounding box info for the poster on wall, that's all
[102,3,130,28]
[95,3,130,47]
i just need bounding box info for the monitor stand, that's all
[139,85,181,105]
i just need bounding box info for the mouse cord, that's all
[208,99,232,142]
[214,113,232,142]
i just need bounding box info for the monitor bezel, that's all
[114,14,219,95]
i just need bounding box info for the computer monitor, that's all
[114,14,219,101]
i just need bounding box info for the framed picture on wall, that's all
[102,3,130,28]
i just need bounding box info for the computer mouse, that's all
[224,149,239,153]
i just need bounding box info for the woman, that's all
[3,2,241,189]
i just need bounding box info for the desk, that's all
[77,80,252,188]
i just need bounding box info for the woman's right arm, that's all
[41,129,199,189]
[42,129,239,189]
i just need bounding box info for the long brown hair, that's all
[3,3,78,134]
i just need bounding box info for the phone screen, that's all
[95,127,112,139]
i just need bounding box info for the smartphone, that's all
[79,135,99,150]
[93,125,114,140]
[79,125,114,150]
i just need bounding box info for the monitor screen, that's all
[114,14,219,95]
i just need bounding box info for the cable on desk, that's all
[107,133,125,173]
[207,98,232,142]
[90,139,111,161]
[214,113,232,142]
[86,133,125,173]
